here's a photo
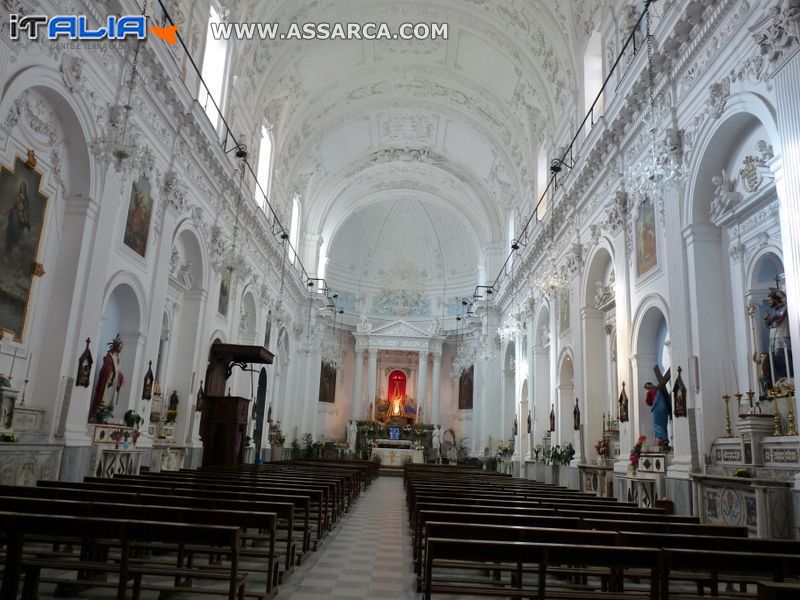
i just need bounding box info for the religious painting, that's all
[318,361,336,403]
[123,174,152,257]
[636,201,658,278]
[458,365,474,410]
[0,156,48,342]
[559,289,570,332]
[217,270,230,316]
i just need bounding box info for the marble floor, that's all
[275,476,416,600]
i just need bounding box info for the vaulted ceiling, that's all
[228,0,602,303]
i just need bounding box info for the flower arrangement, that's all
[165,409,177,424]
[0,432,18,443]
[594,438,610,458]
[533,443,543,462]
[733,467,751,478]
[496,440,512,457]
[630,435,646,470]
[545,443,576,466]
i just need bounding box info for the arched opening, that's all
[748,252,789,393]
[503,342,516,440]
[582,247,615,461]
[167,229,206,443]
[253,368,268,462]
[634,305,670,445]
[387,370,407,416]
[533,305,551,444]
[239,291,258,344]
[272,327,291,431]
[93,283,141,420]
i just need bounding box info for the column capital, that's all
[367,348,378,359]
[418,349,429,360]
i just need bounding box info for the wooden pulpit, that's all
[200,343,274,467]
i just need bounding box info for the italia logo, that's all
[9,14,179,44]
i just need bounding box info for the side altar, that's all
[371,438,423,466]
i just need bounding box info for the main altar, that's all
[371,438,423,465]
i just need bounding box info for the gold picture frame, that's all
[0,155,48,342]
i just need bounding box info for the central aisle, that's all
[275,476,416,599]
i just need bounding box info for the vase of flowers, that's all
[630,434,646,474]
[594,438,610,465]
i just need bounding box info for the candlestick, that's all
[787,395,798,437]
[773,397,783,436]
[746,390,756,414]
[7,348,17,381]
[722,394,733,438]
[20,378,28,407]
[747,304,759,392]
[734,392,744,417]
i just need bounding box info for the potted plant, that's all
[630,435,646,475]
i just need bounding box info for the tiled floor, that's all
[275,476,416,600]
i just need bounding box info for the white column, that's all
[661,185,695,475]
[366,349,378,421]
[431,351,442,424]
[417,350,429,422]
[526,317,535,459]
[351,345,364,419]
[772,53,800,412]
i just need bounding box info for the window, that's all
[255,125,272,210]
[289,196,300,264]
[583,29,604,123]
[536,148,548,219]
[198,6,228,129]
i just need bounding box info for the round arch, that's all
[683,92,780,227]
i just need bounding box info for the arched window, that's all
[198,6,228,129]
[255,125,272,210]
[289,195,300,264]
[536,148,548,219]
[583,29,604,126]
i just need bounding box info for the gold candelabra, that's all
[787,395,798,436]
[734,392,744,416]
[773,398,784,436]
[722,394,733,438]
[746,390,756,413]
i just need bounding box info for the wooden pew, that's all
[0,511,246,600]
[423,537,661,599]
[0,495,278,597]
[33,481,303,570]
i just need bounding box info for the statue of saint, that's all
[89,335,124,422]
[644,381,670,448]
[549,405,555,432]
[753,352,772,398]
[346,420,358,453]
[431,425,442,463]
[764,289,792,381]
[573,398,581,431]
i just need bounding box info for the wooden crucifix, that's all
[654,365,673,418]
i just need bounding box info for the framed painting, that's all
[559,289,570,332]
[0,156,48,341]
[636,201,658,278]
[458,365,474,410]
[318,361,336,403]
[217,270,230,316]
[123,174,153,257]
